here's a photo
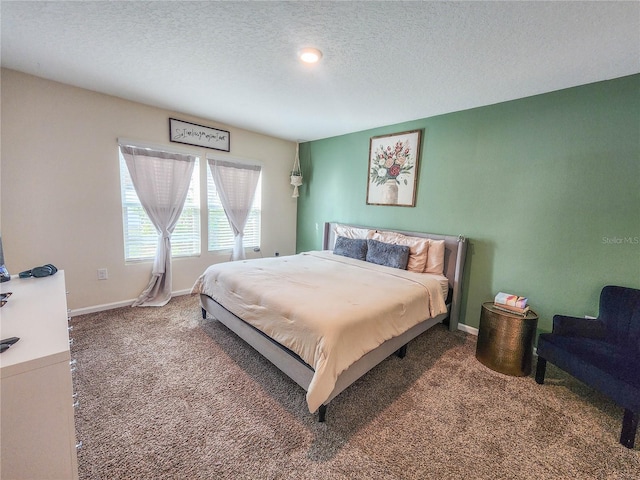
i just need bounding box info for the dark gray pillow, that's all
[333,236,368,261]
[366,239,410,270]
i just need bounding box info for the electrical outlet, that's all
[97,268,108,280]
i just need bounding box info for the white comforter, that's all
[191,251,448,413]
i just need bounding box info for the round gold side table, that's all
[475,302,539,376]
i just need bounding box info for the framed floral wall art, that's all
[366,129,422,206]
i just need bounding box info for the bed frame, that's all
[199,222,467,421]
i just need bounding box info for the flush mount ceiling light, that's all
[298,47,323,64]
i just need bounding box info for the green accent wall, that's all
[296,74,640,332]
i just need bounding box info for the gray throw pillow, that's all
[333,236,368,261]
[366,239,410,270]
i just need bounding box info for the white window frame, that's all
[118,140,201,263]
[207,156,262,253]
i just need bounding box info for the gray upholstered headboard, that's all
[323,222,467,331]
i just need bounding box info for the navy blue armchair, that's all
[535,285,640,448]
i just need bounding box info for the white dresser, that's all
[0,272,79,480]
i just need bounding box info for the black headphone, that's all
[19,264,58,279]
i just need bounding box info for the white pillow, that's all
[334,224,375,240]
[424,239,445,275]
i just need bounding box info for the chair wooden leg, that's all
[620,409,638,449]
[535,357,547,384]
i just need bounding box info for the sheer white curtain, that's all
[120,145,196,307]
[208,158,261,260]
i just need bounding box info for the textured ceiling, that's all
[2,1,639,142]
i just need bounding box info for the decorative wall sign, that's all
[169,118,230,152]
[366,129,421,206]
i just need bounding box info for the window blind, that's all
[119,151,200,262]
[207,163,261,252]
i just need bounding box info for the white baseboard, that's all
[457,323,479,336]
[70,289,192,317]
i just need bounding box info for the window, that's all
[119,149,201,262]
[207,163,261,252]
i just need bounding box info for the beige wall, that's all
[1,69,298,312]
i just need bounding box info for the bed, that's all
[192,222,467,421]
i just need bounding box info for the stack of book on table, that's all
[494,292,530,316]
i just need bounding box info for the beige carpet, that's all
[71,294,638,479]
